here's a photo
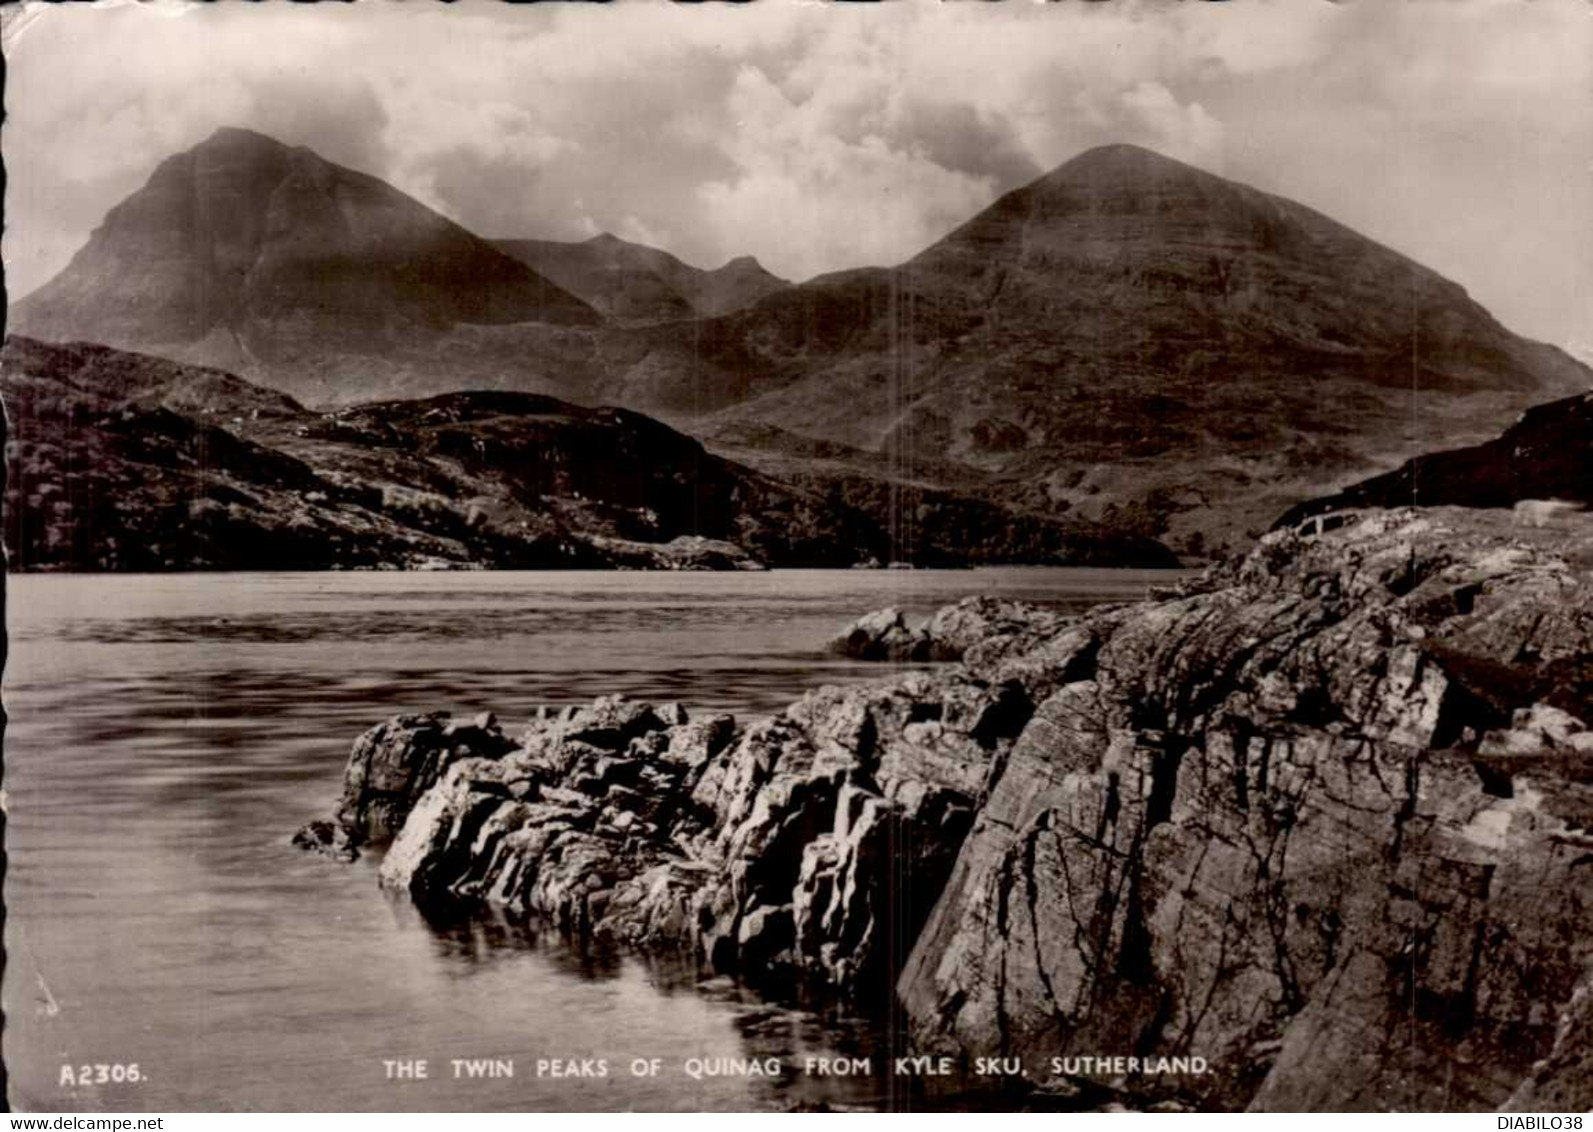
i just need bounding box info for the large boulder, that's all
[827,596,1075,663]
[333,711,517,848]
[828,606,924,661]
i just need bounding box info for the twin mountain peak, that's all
[9,125,1589,555]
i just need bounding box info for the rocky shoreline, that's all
[296,507,1593,1111]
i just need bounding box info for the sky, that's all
[4,0,1590,352]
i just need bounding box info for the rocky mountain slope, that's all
[494,233,787,324]
[1278,389,1593,527]
[8,128,599,404]
[2,335,1171,571]
[613,144,1590,551]
[14,131,1588,551]
[0,336,838,571]
[298,507,1593,1110]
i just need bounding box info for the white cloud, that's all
[1114,81,1225,168]
[3,0,1590,347]
[698,65,1004,279]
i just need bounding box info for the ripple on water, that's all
[3,568,1177,1111]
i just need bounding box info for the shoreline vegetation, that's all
[297,505,1593,1112]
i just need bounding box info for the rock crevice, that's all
[298,507,1593,1110]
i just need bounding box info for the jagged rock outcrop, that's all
[827,607,924,661]
[311,673,1039,995]
[829,596,1076,663]
[299,507,1593,1110]
[900,508,1593,1111]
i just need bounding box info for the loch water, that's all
[3,568,1176,1112]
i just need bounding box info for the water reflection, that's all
[3,568,1177,1112]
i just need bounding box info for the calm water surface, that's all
[3,568,1174,1112]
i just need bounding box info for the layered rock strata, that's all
[299,508,1593,1110]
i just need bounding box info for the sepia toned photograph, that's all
[2,0,1591,1115]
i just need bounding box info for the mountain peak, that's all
[199,125,293,150]
[11,131,600,375]
[1063,141,1190,168]
[180,126,309,171]
[1038,142,1225,195]
[906,140,1251,277]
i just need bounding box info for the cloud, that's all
[3,0,1589,348]
[399,103,574,236]
[698,65,1006,279]
[889,99,1044,191]
[240,72,394,180]
[1115,82,1225,168]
